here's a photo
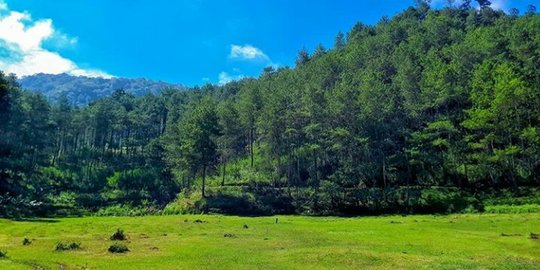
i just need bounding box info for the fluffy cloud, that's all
[229,44,270,61]
[0,1,111,78]
[219,44,276,85]
[218,71,244,85]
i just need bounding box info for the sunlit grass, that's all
[0,214,539,269]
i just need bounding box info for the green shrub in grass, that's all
[55,242,81,251]
[108,243,129,253]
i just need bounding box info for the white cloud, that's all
[219,43,278,85]
[490,0,508,10]
[0,2,111,78]
[218,71,244,85]
[229,44,270,61]
[48,32,78,49]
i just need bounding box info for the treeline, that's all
[1,2,539,217]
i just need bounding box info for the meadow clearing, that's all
[0,213,539,270]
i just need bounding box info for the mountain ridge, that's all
[18,73,184,105]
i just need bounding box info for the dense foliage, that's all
[0,3,538,217]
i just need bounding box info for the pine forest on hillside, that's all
[1,2,539,217]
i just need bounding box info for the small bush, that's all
[55,242,81,251]
[500,233,522,237]
[243,224,249,229]
[530,233,539,240]
[0,250,7,258]
[95,204,160,217]
[110,229,127,241]
[108,243,129,253]
[22,238,32,246]
[223,233,236,238]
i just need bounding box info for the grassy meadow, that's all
[0,213,539,270]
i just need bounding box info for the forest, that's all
[1,2,539,218]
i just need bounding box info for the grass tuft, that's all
[55,242,81,251]
[22,237,32,246]
[108,243,129,253]
[110,229,127,241]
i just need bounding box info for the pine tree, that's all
[334,32,345,50]
[296,47,311,66]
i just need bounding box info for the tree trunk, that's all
[250,128,254,168]
[315,155,319,186]
[382,157,387,189]
[202,165,207,198]
[382,155,387,201]
[221,163,226,187]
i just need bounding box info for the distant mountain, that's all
[18,73,184,105]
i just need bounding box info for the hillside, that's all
[0,4,539,218]
[18,73,183,105]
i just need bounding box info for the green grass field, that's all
[0,214,539,269]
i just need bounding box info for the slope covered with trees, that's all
[1,2,539,217]
[18,73,184,105]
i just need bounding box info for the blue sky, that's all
[0,0,538,86]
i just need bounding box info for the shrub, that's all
[55,242,81,251]
[22,238,32,246]
[105,168,179,206]
[108,243,129,253]
[163,191,207,215]
[0,194,34,218]
[414,188,482,214]
[0,250,7,258]
[482,188,540,206]
[95,204,160,217]
[46,191,86,216]
[484,204,540,214]
[110,229,127,241]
